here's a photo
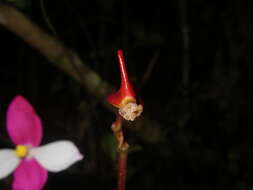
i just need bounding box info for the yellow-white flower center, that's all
[119,102,143,121]
[15,145,29,158]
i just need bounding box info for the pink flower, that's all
[0,96,83,190]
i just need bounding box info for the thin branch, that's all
[40,0,58,37]
[179,0,190,88]
[179,0,191,124]
[140,51,159,89]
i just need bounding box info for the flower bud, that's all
[107,50,143,121]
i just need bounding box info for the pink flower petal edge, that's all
[6,96,42,146]
[12,159,48,190]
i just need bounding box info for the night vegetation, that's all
[0,0,252,189]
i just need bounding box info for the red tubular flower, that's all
[107,50,143,121]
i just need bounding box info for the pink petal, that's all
[12,159,48,190]
[6,96,43,146]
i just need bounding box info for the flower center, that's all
[119,102,143,121]
[15,145,28,158]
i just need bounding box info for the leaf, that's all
[101,133,117,161]
[128,145,142,154]
[4,0,31,9]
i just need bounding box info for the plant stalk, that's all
[111,114,129,190]
[117,144,128,190]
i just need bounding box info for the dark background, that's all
[0,0,253,189]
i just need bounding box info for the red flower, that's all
[107,50,143,121]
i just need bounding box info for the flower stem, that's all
[117,143,129,190]
[111,113,129,190]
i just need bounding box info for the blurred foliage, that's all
[0,0,253,190]
[1,0,31,9]
[101,133,117,162]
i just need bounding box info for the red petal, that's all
[107,50,136,108]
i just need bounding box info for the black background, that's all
[0,0,253,189]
